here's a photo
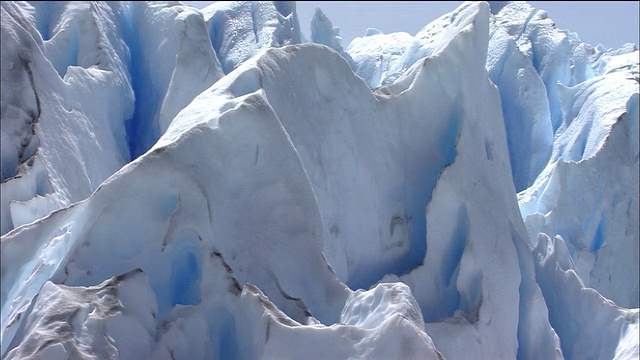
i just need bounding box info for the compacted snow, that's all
[1,1,638,359]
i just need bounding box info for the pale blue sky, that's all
[183,1,640,50]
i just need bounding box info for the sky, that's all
[183,1,640,50]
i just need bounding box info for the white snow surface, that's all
[1,1,638,359]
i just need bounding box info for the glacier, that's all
[1,1,638,359]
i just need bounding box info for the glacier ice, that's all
[310,6,354,68]
[486,25,553,191]
[0,1,223,236]
[532,233,639,359]
[517,52,639,308]
[346,0,639,310]
[1,1,638,359]
[202,1,301,74]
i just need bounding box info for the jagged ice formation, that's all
[1,1,638,359]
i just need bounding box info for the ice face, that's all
[346,1,487,89]
[310,6,354,68]
[346,0,639,313]
[122,2,224,157]
[3,269,158,359]
[0,1,223,236]
[1,1,135,236]
[486,25,554,191]
[202,1,301,74]
[1,1,638,359]
[519,79,639,308]
[532,233,638,359]
[346,2,560,193]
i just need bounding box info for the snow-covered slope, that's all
[1,1,638,359]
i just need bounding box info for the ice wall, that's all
[1,1,638,359]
